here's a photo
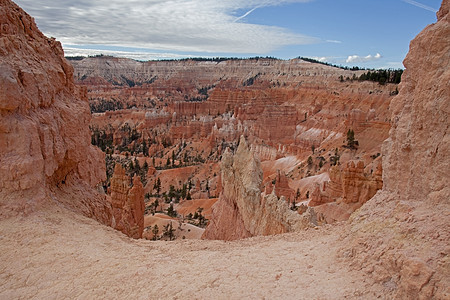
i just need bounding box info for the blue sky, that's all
[14,0,442,68]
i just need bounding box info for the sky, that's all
[14,0,442,69]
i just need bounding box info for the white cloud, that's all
[346,53,382,64]
[63,47,204,61]
[14,0,317,55]
[401,0,437,13]
[326,40,342,44]
[234,6,260,23]
[309,56,336,63]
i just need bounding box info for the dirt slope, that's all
[0,202,386,299]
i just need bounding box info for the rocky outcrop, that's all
[110,164,145,238]
[382,5,449,201]
[310,160,382,223]
[0,0,111,223]
[264,170,295,201]
[203,136,316,240]
[343,2,449,298]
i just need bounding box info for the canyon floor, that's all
[0,199,385,299]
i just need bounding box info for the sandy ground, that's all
[0,201,385,299]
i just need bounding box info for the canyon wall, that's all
[203,136,316,240]
[382,2,449,200]
[343,2,449,298]
[310,160,382,223]
[74,54,396,224]
[0,0,111,224]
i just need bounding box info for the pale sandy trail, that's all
[0,202,382,299]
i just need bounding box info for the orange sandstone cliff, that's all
[310,160,383,223]
[0,0,112,223]
[342,2,449,298]
[0,0,148,240]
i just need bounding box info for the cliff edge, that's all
[0,0,111,223]
[342,1,449,298]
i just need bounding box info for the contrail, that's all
[401,0,437,13]
[234,6,260,22]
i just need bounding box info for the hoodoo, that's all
[110,164,145,238]
[203,136,317,240]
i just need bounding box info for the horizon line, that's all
[65,54,404,70]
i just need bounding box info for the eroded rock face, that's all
[0,0,111,223]
[76,53,394,216]
[382,4,449,201]
[310,160,382,223]
[344,2,449,298]
[264,170,295,201]
[110,164,145,238]
[203,136,316,240]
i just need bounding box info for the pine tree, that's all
[143,139,148,156]
[291,197,297,211]
[152,224,159,241]
[155,178,161,195]
[134,158,140,173]
[163,222,176,241]
[129,160,134,171]
[168,185,176,201]
[154,199,159,212]
[346,129,357,149]
[181,183,187,199]
[167,203,177,217]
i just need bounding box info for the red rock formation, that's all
[344,2,449,298]
[76,55,394,163]
[310,161,382,222]
[382,8,449,201]
[0,0,111,223]
[147,166,156,176]
[264,170,295,201]
[203,136,316,240]
[85,78,391,213]
[110,164,145,238]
